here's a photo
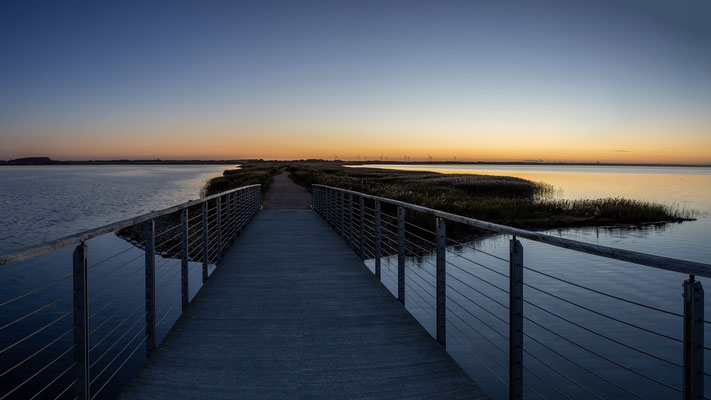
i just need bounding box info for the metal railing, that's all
[0,184,261,400]
[312,184,711,400]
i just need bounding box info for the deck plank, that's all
[120,210,485,399]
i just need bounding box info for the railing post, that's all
[683,275,704,400]
[509,237,524,400]
[201,202,208,281]
[144,219,156,356]
[359,196,365,260]
[328,189,333,228]
[375,201,381,280]
[73,242,89,400]
[180,209,189,311]
[397,206,405,305]
[436,218,446,348]
[216,197,222,262]
[348,193,353,248]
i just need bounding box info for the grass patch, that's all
[201,162,282,197]
[287,163,693,231]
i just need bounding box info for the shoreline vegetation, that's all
[119,161,695,258]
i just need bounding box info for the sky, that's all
[1,0,710,163]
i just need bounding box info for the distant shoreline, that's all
[1,158,709,167]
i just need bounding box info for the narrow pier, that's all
[120,175,484,399]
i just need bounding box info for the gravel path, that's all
[262,171,312,210]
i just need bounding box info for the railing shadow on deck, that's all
[0,185,261,400]
[312,184,711,400]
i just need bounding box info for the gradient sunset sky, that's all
[1,1,710,163]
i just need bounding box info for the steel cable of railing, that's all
[522,281,682,343]
[29,360,77,400]
[156,264,182,292]
[88,275,144,321]
[89,309,147,370]
[404,247,437,276]
[446,237,509,264]
[157,258,181,281]
[522,361,573,400]
[90,324,148,399]
[187,212,203,224]
[447,321,509,387]
[0,291,73,332]
[447,261,509,295]
[522,346,602,400]
[88,252,144,286]
[402,282,436,320]
[0,325,74,380]
[88,242,145,270]
[404,236,436,255]
[89,290,145,344]
[404,264,436,295]
[404,219,437,239]
[447,250,509,278]
[88,262,144,303]
[522,264,682,318]
[155,232,182,251]
[0,342,76,400]
[154,223,182,240]
[0,272,74,308]
[156,297,181,326]
[90,315,148,385]
[447,268,510,310]
[446,292,508,340]
[0,307,74,356]
[53,378,77,400]
[522,314,681,393]
[522,329,647,399]
[522,297,682,368]
[448,315,508,372]
[379,262,399,287]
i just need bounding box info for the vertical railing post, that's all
[436,218,446,348]
[348,193,353,248]
[73,242,89,400]
[216,196,222,263]
[328,189,333,227]
[201,202,208,281]
[144,219,156,356]
[683,275,704,400]
[375,201,381,280]
[397,207,405,305]
[509,237,524,400]
[359,196,365,260]
[180,209,189,311]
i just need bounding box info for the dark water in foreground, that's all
[0,164,710,399]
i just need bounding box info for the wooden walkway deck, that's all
[120,210,485,399]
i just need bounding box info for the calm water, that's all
[356,164,711,399]
[0,165,230,399]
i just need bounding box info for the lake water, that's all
[354,164,711,399]
[1,164,710,399]
[0,165,230,400]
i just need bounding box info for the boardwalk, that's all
[262,171,311,210]
[120,209,484,399]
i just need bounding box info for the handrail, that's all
[0,184,261,266]
[313,184,711,277]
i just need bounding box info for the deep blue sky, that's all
[1,0,710,162]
